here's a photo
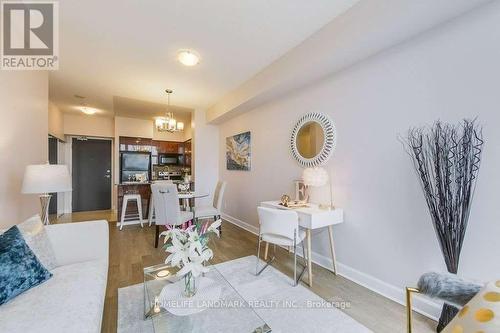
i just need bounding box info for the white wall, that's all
[48,102,64,141]
[0,72,48,228]
[218,2,500,319]
[63,113,114,138]
[193,109,219,206]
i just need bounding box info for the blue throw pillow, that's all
[0,225,52,305]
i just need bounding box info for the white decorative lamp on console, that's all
[302,167,328,187]
[22,164,72,225]
[302,167,334,210]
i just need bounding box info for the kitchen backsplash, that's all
[152,165,190,174]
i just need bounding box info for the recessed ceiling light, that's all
[177,50,200,66]
[80,107,98,115]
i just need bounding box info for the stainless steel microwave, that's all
[159,153,180,166]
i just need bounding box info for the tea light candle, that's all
[156,270,169,278]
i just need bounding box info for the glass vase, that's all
[183,272,197,297]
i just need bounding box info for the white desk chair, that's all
[119,194,144,230]
[255,206,308,286]
[151,183,193,248]
[148,180,173,226]
[194,181,226,232]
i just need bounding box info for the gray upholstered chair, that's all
[151,183,193,248]
[194,180,226,234]
[406,272,482,333]
[148,180,173,226]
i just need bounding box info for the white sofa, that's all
[0,220,109,333]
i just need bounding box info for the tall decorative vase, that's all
[402,120,484,332]
[183,272,197,298]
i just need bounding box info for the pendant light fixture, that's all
[155,89,184,132]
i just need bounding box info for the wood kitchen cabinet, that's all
[157,141,167,154]
[119,136,152,151]
[157,141,181,154]
[184,139,192,168]
[117,183,151,219]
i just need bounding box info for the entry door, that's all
[72,138,112,212]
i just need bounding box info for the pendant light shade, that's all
[156,90,184,133]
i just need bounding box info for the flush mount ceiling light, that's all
[155,89,184,132]
[177,50,200,66]
[80,107,97,115]
[75,95,98,115]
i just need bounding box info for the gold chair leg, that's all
[406,287,420,333]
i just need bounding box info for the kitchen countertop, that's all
[117,180,194,185]
[117,181,152,185]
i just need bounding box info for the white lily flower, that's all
[188,239,203,257]
[207,219,222,237]
[166,248,188,267]
[161,221,218,278]
[177,260,209,278]
[159,231,171,244]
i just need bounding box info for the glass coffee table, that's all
[144,263,271,333]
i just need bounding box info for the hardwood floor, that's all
[52,211,436,333]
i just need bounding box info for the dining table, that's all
[117,182,209,228]
[177,191,209,211]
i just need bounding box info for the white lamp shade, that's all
[22,164,72,194]
[302,167,329,187]
[155,118,165,128]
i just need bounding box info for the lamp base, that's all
[319,204,335,211]
[39,194,52,225]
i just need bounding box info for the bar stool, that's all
[119,194,144,230]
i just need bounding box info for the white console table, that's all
[260,201,344,287]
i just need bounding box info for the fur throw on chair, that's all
[417,272,482,307]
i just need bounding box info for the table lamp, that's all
[22,164,72,225]
[302,167,334,210]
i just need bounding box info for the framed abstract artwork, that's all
[226,131,251,171]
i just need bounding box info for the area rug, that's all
[117,255,372,333]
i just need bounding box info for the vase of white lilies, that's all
[160,219,222,298]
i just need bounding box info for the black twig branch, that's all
[401,119,484,274]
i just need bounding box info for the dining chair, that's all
[150,183,193,248]
[194,181,226,232]
[255,206,308,286]
[148,180,173,226]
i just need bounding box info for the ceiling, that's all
[49,0,359,117]
[113,96,192,120]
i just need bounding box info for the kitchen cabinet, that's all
[117,183,151,219]
[184,139,192,168]
[157,141,180,154]
[120,136,191,170]
[119,136,152,152]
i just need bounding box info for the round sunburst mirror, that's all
[290,112,336,167]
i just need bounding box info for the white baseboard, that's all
[222,213,441,321]
[306,246,442,321]
[222,213,259,235]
